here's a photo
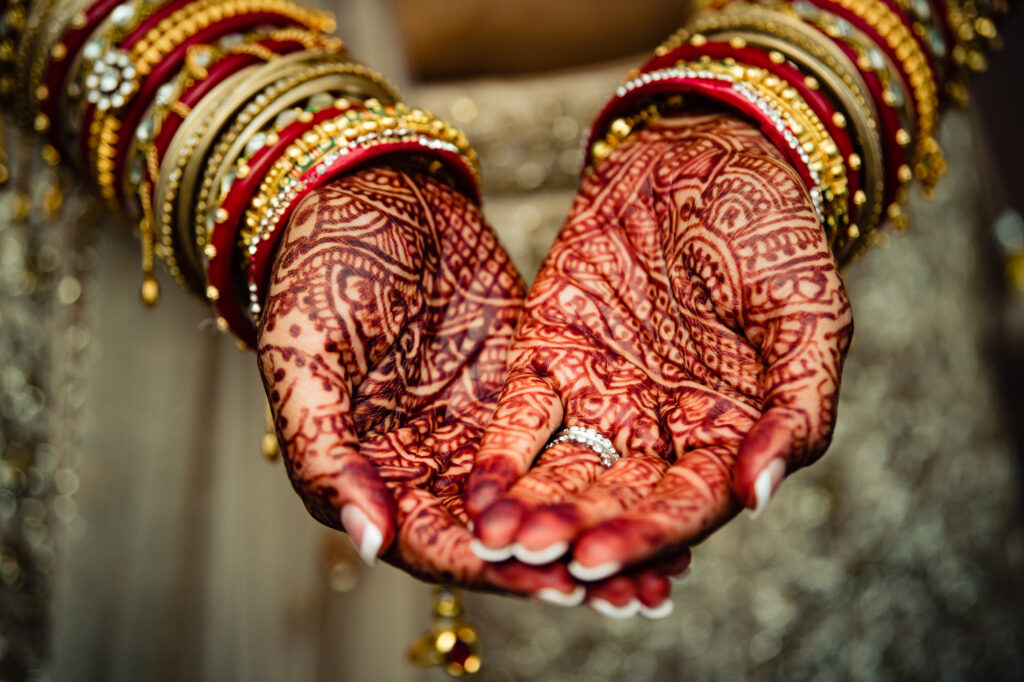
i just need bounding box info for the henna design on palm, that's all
[256,164,681,607]
[465,113,853,580]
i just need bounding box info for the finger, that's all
[472,441,605,562]
[464,366,563,521]
[734,264,853,515]
[511,454,670,563]
[585,575,640,619]
[390,486,584,605]
[259,342,396,566]
[571,446,737,574]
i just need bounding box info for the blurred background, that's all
[1,1,1023,680]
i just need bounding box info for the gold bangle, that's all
[188,55,399,276]
[130,0,334,73]
[152,63,264,293]
[198,74,362,264]
[166,51,360,289]
[821,0,943,192]
[89,0,336,201]
[710,30,884,245]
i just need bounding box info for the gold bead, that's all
[50,42,68,61]
[140,276,160,306]
[236,339,248,352]
[41,145,60,166]
[853,190,867,206]
[261,432,280,459]
[690,34,707,46]
[215,207,229,223]
[895,129,911,146]
[729,36,746,49]
[832,112,847,128]
[847,224,860,239]
[848,153,862,171]
[897,164,914,182]
[216,317,229,333]
[769,51,785,64]
[610,118,632,139]
[592,140,612,161]
[34,113,49,132]
[206,285,220,301]
[36,84,48,100]
[204,244,217,260]
[804,76,820,90]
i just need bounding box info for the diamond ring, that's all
[545,426,621,468]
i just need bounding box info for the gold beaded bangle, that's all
[123,28,343,210]
[657,6,884,235]
[88,0,336,201]
[821,0,943,192]
[238,103,477,289]
[21,0,97,137]
[166,51,372,289]
[198,74,364,263]
[188,56,399,275]
[129,0,334,73]
[711,30,884,242]
[12,0,66,128]
[152,63,265,293]
[661,5,879,136]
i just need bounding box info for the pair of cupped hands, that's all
[256,113,853,618]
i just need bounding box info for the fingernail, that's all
[669,566,692,584]
[534,585,585,607]
[513,541,569,566]
[568,559,621,582]
[750,458,787,519]
[340,504,383,567]
[470,538,513,562]
[639,599,675,620]
[588,597,640,619]
[466,520,475,532]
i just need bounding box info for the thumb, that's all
[735,278,853,516]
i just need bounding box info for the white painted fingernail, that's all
[340,504,383,567]
[513,541,569,565]
[589,597,640,619]
[750,458,787,519]
[534,585,586,607]
[568,559,621,582]
[670,566,692,584]
[470,538,513,562]
[466,520,475,532]
[639,599,675,620]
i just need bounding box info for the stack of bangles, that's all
[0,0,480,348]
[586,0,1003,265]
[0,0,1004,341]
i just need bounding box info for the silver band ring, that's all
[546,426,621,468]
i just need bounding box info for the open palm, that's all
[466,114,853,582]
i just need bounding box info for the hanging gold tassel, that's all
[137,180,160,306]
[408,586,482,677]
